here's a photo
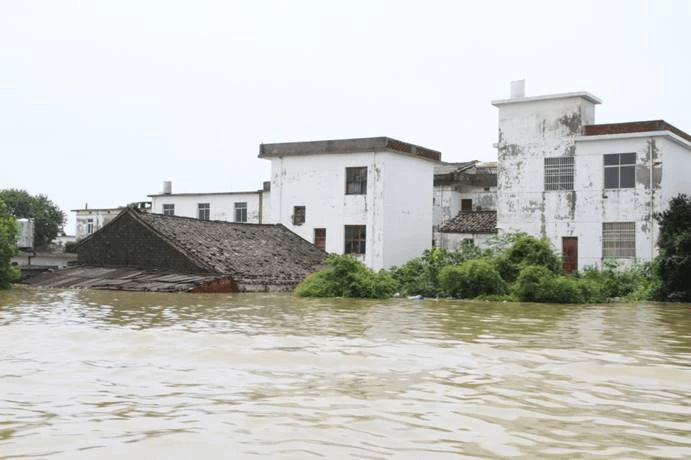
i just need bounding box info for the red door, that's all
[562,237,578,274]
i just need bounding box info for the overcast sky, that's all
[2,0,689,233]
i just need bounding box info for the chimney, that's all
[510,79,525,98]
[163,181,172,194]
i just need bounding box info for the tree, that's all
[0,189,66,249]
[0,198,20,289]
[655,194,691,301]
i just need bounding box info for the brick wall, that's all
[584,120,691,143]
[76,212,207,273]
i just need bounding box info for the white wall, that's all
[574,133,691,267]
[74,209,122,240]
[269,151,435,270]
[151,191,268,223]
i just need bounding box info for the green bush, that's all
[0,199,20,289]
[513,265,606,304]
[655,194,691,301]
[580,259,654,300]
[295,254,397,299]
[391,244,484,297]
[496,234,562,283]
[438,259,505,298]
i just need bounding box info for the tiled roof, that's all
[439,210,497,234]
[584,120,691,143]
[70,208,327,289]
[132,210,327,284]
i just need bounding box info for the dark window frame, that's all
[162,204,175,216]
[604,153,636,189]
[198,202,210,221]
[234,202,247,223]
[344,225,366,255]
[345,167,368,195]
[293,206,306,225]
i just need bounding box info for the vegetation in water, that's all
[654,193,691,301]
[0,199,20,289]
[295,254,397,299]
[297,229,667,304]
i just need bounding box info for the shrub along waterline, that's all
[296,233,659,303]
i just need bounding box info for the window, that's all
[314,228,326,250]
[293,206,305,225]
[603,222,635,259]
[461,199,473,211]
[163,204,174,216]
[87,218,94,234]
[544,157,574,191]
[198,203,210,220]
[604,153,636,189]
[345,167,367,195]
[344,225,366,254]
[234,202,247,223]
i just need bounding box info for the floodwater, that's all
[1,287,690,459]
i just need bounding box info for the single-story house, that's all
[23,207,326,292]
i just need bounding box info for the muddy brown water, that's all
[1,286,690,459]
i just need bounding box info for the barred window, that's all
[293,206,305,225]
[344,225,366,255]
[162,204,174,216]
[604,153,636,189]
[234,202,247,223]
[603,222,635,259]
[345,167,367,195]
[544,157,574,191]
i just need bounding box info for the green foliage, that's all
[295,254,397,299]
[0,199,21,289]
[655,194,691,301]
[391,244,485,296]
[580,259,655,300]
[495,234,562,282]
[438,258,505,298]
[0,189,66,249]
[513,265,605,304]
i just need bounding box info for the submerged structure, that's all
[24,207,326,292]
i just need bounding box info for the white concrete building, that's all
[259,137,441,270]
[493,82,691,271]
[73,206,124,240]
[148,181,271,224]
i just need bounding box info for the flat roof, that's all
[584,120,691,144]
[492,91,602,106]
[148,190,264,198]
[259,136,441,162]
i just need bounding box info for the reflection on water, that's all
[1,286,690,459]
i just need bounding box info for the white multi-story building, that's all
[258,137,441,270]
[73,206,124,240]
[493,81,691,271]
[148,181,271,224]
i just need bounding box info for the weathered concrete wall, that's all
[575,133,691,267]
[268,151,434,270]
